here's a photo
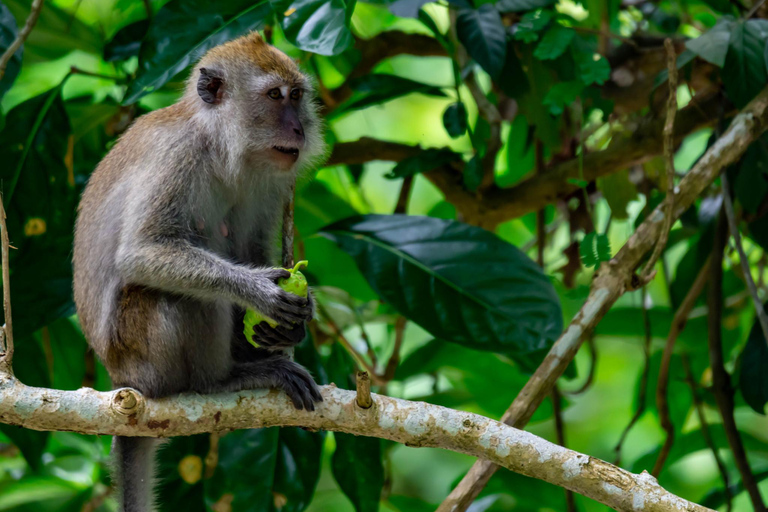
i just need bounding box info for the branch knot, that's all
[112,388,143,416]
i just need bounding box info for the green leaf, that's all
[320,215,563,357]
[456,5,507,77]
[0,476,81,509]
[385,148,462,179]
[499,114,534,187]
[513,9,552,44]
[685,18,734,67]
[596,169,638,220]
[463,154,482,191]
[739,302,768,414]
[0,85,77,338]
[332,434,384,512]
[443,102,468,138]
[273,0,354,55]
[46,317,88,390]
[272,427,326,512]
[735,136,768,213]
[104,19,149,62]
[338,73,447,113]
[0,1,22,99]
[702,471,768,509]
[497,40,530,98]
[123,0,272,105]
[575,52,610,85]
[722,19,768,108]
[542,80,583,115]
[495,0,555,13]
[579,232,611,268]
[533,25,574,61]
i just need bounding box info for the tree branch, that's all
[0,0,43,81]
[329,91,724,229]
[436,84,768,512]
[0,376,713,512]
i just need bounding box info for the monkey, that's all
[72,32,326,512]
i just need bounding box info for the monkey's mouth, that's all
[273,145,300,158]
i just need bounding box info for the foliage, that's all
[1,0,768,511]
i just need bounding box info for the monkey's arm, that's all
[116,237,312,325]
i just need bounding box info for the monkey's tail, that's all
[112,436,161,512]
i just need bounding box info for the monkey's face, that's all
[192,36,326,175]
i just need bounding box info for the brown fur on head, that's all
[185,32,326,177]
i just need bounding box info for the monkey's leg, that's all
[204,355,322,411]
[113,436,163,512]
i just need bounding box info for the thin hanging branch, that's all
[707,211,765,511]
[721,173,768,348]
[0,0,44,81]
[653,258,711,476]
[435,84,768,512]
[0,199,13,372]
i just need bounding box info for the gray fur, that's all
[73,34,325,512]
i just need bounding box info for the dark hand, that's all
[252,321,307,349]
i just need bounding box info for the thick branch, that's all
[436,85,768,512]
[0,376,711,512]
[329,92,723,229]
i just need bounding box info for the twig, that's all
[356,371,373,408]
[0,198,13,371]
[746,0,767,18]
[69,66,127,83]
[316,302,383,385]
[682,356,731,512]
[535,140,546,268]
[707,210,765,511]
[613,287,652,465]
[565,335,597,395]
[641,39,678,282]
[551,387,576,512]
[434,84,768,512]
[394,176,413,214]
[0,0,44,81]
[383,316,406,382]
[652,258,711,476]
[141,0,152,19]
[721,173,768,349]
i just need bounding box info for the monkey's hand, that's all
[251,322,306,349]
[250,269,313,325]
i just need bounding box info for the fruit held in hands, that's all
[244,260,308,348]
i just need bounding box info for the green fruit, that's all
[243,260,308,348]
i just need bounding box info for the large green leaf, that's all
[685,18,734,67]
[273,0,354,55]
[734,135,768,213]
[456,5,507,78]
[534,24,574,61]
[337,73,447,114]
[0,85,76,338]
[320,215,563,356]
[0,1,21,99]
[443,102,468,138]
[739,302,768,414]
[332,434,384,512]
[104,18,149,62]
[123,0,272,104]
[385,148,462,179]
[722,19,768,108]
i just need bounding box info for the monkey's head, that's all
[187,32,326,174]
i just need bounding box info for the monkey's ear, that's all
[197,67,224,104]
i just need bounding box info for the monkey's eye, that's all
[290,88,303,100]
[267,88,282,100]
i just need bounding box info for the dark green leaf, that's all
[0,1,22,99]
[722,19,768,108]
[0,85,77,338]
[443,102,468,138]
[104,19,149,62]
[533,24,574,61]
[575,52,610,85]
[495,0,555,13]
[513,9,552,43]
[542,80,583,115]
[332,434,384,512]
[497,40,529,98]
[700,0,738,13]
[702,470,768,509]
[596,169,638,220]
[123,0,272,104]
[296,181,359,236]
[457,5,507,77]
[158,434,208,510]
[273,0,354,55]
[385,148,462,179]
[46,317,88,390]
[320,215,563,356]
[739,302,768,414]
[685,18,734,67]
[338,73,447,113]
[735,136,768,213]
[579,232,611,268]
[272,428,326,512]
[463,154,482,191]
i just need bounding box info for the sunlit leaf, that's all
[579,232,611,268]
